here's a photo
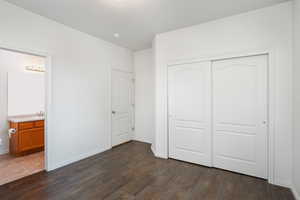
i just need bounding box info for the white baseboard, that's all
[47,146,111,171]
[133,137,152,144]
[152,148,168,159]
[151,144,156,156]
[292,186,300,200]
[273,179,292,188]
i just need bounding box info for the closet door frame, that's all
[167,49,276,184]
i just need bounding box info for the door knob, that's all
[112,111,116,114]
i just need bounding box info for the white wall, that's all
[293,0,300,198]
[0,0,133,170]
[8,73,45,116]
[0,50,45,154]
[154,2,293,187]
[134,49,154,144]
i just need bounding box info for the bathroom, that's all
[0,48,46,185]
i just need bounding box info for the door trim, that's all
[0,42,52,172]
[166,49,276,185]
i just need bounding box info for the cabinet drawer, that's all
[18,122,34,130]
[34,120,44,128]
[19,128,44,152]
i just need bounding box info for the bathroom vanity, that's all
[8,115,44,156]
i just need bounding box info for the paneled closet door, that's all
[212,55,268,179]
[168,62,212,167]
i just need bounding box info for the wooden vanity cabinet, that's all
[9,120,44,156]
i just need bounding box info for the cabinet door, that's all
[19,128,44,151]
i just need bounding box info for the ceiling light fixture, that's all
[113,33,120,38]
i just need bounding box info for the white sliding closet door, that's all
[168,62,212,167]
[212,55,268,179]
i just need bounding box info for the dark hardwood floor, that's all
[0,141,295,200]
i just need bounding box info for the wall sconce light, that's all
[25,65,45,73]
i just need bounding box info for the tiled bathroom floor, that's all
[0,151,44,185]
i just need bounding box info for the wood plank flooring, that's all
[0,141,295,200]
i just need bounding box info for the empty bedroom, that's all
[0,0,299,199]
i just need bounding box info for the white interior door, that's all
[112,70,133,147]
[212,55,268,179]
[168,62,212,167]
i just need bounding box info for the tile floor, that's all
[0,151,44,185]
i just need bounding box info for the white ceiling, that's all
[4,0,289,51]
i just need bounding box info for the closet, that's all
[168,55,268,179]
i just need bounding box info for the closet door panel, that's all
[212,55,268,179]
[168,62,212,167]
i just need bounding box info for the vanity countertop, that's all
[8,114,45,123]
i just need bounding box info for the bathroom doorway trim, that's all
[0,42,52,171]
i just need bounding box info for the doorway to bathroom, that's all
[0,47,48,185]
